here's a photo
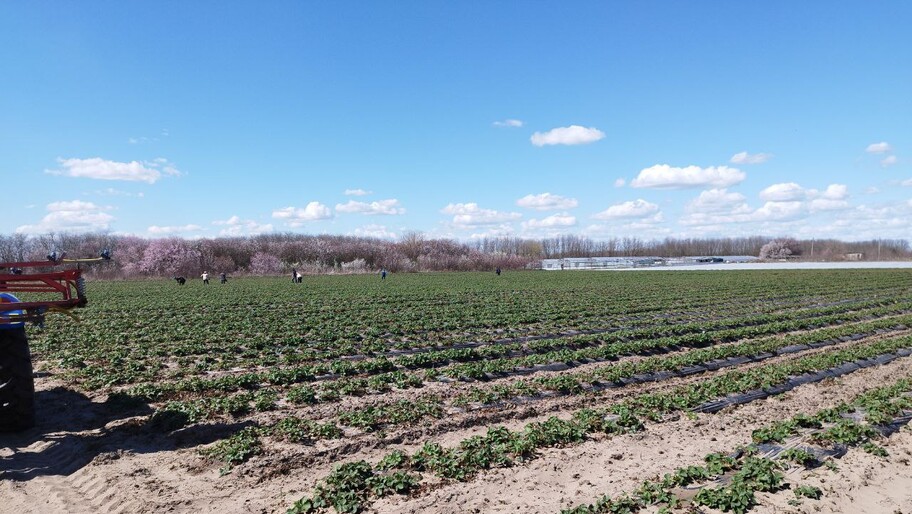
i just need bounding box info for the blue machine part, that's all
[0,292,25,329]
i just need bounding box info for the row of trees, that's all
[1,232,909,278]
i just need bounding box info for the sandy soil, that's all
[3,346,911,514]
[751,428,912,514]
[373,355,912,513]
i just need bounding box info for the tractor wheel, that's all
[0,326,35,431]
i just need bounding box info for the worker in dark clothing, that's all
[220,272,227,284]
[495,267,501,276]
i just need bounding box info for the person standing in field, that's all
[201,271,210,284]
[219,272,227,284]
[380,269,387,280]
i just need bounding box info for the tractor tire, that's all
[0,326,35,431]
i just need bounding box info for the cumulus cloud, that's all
[147,224,205,235]
[523,213,577,229]
[46,157,181,183]
[630,164,745,189]
[352,224,397,239]
[213,215,273,236]
[753,201,806,221]
[16,200,114,234]
[530,125,605,147]
[759,182,806,202]
[687,189,750,214]
[881,155,898,167]
[335,199,405,215]
[493,119,523,128]
[866,142,892,154]
[730,151,772,165]
[593,199,660,220]
[441,203,522,227]
[681,183,849,228]
[344,188,372,196]
[515,193,578,211]
[272,202,334,227]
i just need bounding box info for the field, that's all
[4,270,912,513]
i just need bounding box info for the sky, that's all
[1,2,910,242]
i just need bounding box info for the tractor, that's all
[0,250,109,431]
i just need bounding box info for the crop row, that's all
[145,305,912,428]
[31,271,912,385]
[121,296,912,404]
[278,334,912,513]
[562,377,912,514]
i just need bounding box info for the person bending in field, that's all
[291,268,303,283]
[174,276,186,285]
[201,271,210,285]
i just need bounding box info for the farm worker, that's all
[201,271,210,284]
[495,267,501,276]
[219,272,227,284]
[381,269,387,280]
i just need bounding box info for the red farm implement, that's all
[0,251,110,431]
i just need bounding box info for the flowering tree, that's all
[248,251,283,275]
[137,238,201,276]
[759,238,802,260]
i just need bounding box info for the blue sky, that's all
[2,2,910,241]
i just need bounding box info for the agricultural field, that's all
[4,269,912,513]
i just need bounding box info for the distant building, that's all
[845,253,864,261]
[540,255,757,270]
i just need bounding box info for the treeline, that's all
[0,232,909,278]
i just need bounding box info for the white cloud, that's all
[866,142,892,154]
[344,188,372,196]
[147,224,204,235]
[759,182,806,202]
[614,178,626,188]
[16,200,114,234]
[523,213,577,229]
[441,203,522,227]
[530,125,605,146]
[865,186,881,194]
[730,151,772,165]
[901,178,912,187]
[46,157,182,183]
[819,184,848,200]
[335,199,405,215]
[808,198,850,212]
[352,224,397,239]
[212,216,273,236]
[881,155,898,167]
[753,201,806,221]
[272,202,334,227]
[630,164,746,189]
[593,199,660,220]
[687,189,750,214]
[515,193,578,211]
[493,119,523,128]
